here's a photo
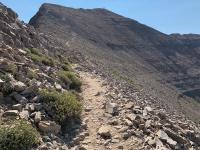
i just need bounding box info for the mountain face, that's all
[29,3,200,121]
[2,2,200,149]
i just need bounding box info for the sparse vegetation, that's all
[39,89,82,123]
[26,48,54,66]
[57,71,82,91]
[62,63,72,71]
[1,62,17,75]
[0,120,40,150]
[0,74,14,95]
[27,68,38,79]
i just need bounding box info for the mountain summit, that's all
[30,3,200,121]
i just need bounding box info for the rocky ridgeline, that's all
[1,2,200,150]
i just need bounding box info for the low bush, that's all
[27,68,38,79]
[57,71,82,91]
[26,48,54,66]
[0,74,14,95]
[0,120,40,150]
[62,63,72,71]
[39,89,82,123]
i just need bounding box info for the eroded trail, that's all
[76,71,143,150]
[79,72,108,149]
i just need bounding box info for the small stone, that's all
[3,110,19,117]
[105,102,118,115]
[19,110,29,120]
[124,119,133,126]
[12,92,27,104]
[84,106,92,112]
[98,125,111,138]
[126,113,136,121]
[124,101,134,109]
[12,104,22,111]
[38,121,61,134]
[12,81,26,92]
[55,83,62,91]
[34,111,42,123]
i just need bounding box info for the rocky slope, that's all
[29,3,200,121]
[1,2,200,150]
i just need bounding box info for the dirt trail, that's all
[79,71,108,150]
[77,71,142,150]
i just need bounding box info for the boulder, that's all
[38,121,61,134]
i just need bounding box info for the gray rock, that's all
[12,80,26,92]
[105,102,118,115]
[12,92,27,104]
[12,104,22,111]
[3,110,19,117]
[38,121,61,134]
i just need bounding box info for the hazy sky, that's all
[1,0,200,34]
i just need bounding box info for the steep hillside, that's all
[1,2,200,150]
[29,3,200,121]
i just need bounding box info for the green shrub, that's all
[1,82,14,95]
[3,63,17,75]
[27,68,38,79]
[0,74,14,95]
[26,48,54,67]
[29,48,41,56]
[62,63,72,71]
[39,89,82,123]
[30,54,54,66]
[0,120,40,150]
[57,71,82,91]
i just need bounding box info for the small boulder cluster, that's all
[96,94,200,149]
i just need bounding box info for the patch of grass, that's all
[62,63,72,71]
[1,62,17,75]
[39,89,82,123]
[26,48,54,66]
[0,120,40,150]
[57,71,82,91]
[27,68,38,79]
[30,53,54,66]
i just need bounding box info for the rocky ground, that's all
[69,67,200,150]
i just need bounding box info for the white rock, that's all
[12,104,22,111]
[34,111,42,123]
[3,110,19,117]
[19,110,29,120]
